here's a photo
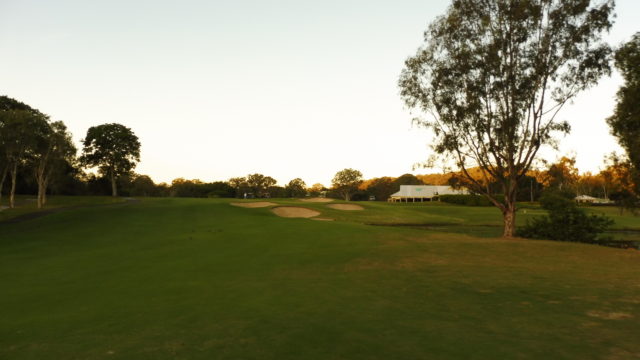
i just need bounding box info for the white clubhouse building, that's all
[389,185,468,202]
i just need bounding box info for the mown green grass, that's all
[1,198,639,359]
[0,195,125,222]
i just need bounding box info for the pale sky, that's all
[1,1,638,186]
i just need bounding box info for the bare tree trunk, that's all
[502,179,518,238]
[36,173,44,209]
[0,164,8,205]
[42,177,49,206]
[502,206,517,237]
[111,172,118,197]
[9,162,18,209]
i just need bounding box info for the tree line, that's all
[0,96,140,208]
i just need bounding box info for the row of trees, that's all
[0,97,76,209]
[0,96,141,208]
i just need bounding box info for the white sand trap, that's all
[230,202,277,208]
[300,198,334,203]
[326,204,364,211]
[272,207,321,218]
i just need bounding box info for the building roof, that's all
[390,185,467,198]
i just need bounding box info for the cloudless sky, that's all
[1,0,638,186]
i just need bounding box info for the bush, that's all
[439,194,501,206]
[518,191,614,243]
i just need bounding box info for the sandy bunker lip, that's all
[271,206,321,218]
[230,202,277,208]
[300,198,334,203]
[326,204,364,211]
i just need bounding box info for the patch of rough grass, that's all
[587,311,634,320]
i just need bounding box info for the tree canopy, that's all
[80,123,141,197]
[332,168,363,201]
[399,0,614,237]
[607,32,640,194]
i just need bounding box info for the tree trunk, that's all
[502,206,517,237]
[36,173,45,209]
[111,172,118,197]
[0,164,8,205]
[42,177,49,206]
[502,180,518,238]
[9,162,18,209]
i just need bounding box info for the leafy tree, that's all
[130,174,157,197]
[395,173,424,186]
[245,174,277,198]
[399,0,614,237]
[285,178,307,198]
[228,177,249,198]
[32,121,77,208]
[80,123,141,197]
[365,177,397,201]
[332,168,363,201]
[308,183,326,197]
[541,157,579,193]
[1,110,49,208]
[0,96,48,207]
[607,32,640,193]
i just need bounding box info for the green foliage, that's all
[518,191,614,243]
[331,168,363,201]
[170,178,234,198]
[395,173,423,186]
[80,123,141,196]
[285,178,306,198]
[439,194,498,207]
[245,173,277,198]
[364,177,397,201]
[607,32,640,197]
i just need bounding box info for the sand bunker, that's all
[300,198,334,203]
[230,202,277,208]
[326,204,364,211]
[271,207,321,218]
[311,217,334,221]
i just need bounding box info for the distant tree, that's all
[607,32,640,193]
[332,168,363,201]
[541,157,579,193]
[365,177,397,201]
[228,177,249,198]
[395,173,424,186]
[246,174,277,198]
[267,185,286,198]
[285,178,307,198]
[308,183,324,196]
[130,174,157,197]
[80,123,141,197]
[399,0,614,237]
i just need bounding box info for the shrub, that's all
[439,194,501,206]
[518,191,613,243]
